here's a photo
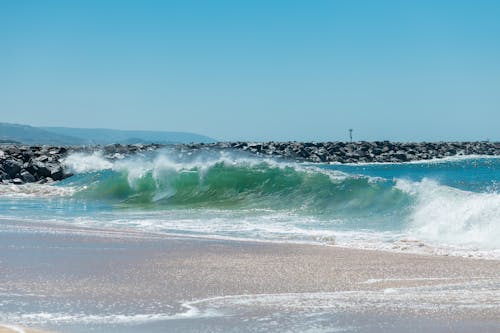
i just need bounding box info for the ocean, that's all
[1,148,500,332]
[1,148,499,259]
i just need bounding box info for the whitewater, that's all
[1,148,499,259]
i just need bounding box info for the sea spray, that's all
[398,179,500,249]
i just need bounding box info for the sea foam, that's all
[397,178,500,250]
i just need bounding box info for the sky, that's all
[1,0,499,141]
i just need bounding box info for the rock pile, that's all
[0,146,70,185]
[212,141,500,163]
[0,144,160,185]
[1,141,499,184]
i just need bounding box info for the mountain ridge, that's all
[0,122,215,145]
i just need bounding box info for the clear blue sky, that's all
[1,0,499,141]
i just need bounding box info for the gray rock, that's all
[3,159,22,178]
[20,170,36,183]
[11,177,24,184]
[32,161,52,178]
[50,165,64,181]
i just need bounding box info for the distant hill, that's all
[0,123,84,145]
[0,122,215,145]
[42,127,215,144]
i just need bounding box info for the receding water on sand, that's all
[1,219,500,332]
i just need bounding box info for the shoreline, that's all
[2,217,498,261]
[0,325,49,333]
[1,220,499,332]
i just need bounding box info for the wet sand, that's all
[0,326,48,333]
[1,219,500,332]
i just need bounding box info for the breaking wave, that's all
[62,152,410,219]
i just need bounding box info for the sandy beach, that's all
[1,219,499,332]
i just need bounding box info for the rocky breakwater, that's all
[208,141,500,163]
[1,142,499,185]
[0,144,162,185]
[0,145,70,185]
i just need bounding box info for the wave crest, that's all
[66,153,406,218]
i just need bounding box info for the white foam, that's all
[64,209,341,245]
[184,277,500,315]
[396,178,500,251]
[0,305,219,326]
[63,152,113,173]
[363,277,447,284]
[0,184,75,198]
[63,149,352,182]
[0,324,26,333]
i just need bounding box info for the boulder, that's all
[32,161,52,178]
[50,165,65,181]
[3,159,22,178]
[20,170,36,183]
[11,177,24,184]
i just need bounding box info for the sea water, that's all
[0,148,499,259]
[1,148,500,332]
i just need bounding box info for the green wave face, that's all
[73,160,412,218]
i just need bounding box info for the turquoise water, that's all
[1,149,499,257]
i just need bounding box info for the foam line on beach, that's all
[0,307,220,326]
[180,278,500,317]
[360,276,493,284]
[0,325,26,333]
